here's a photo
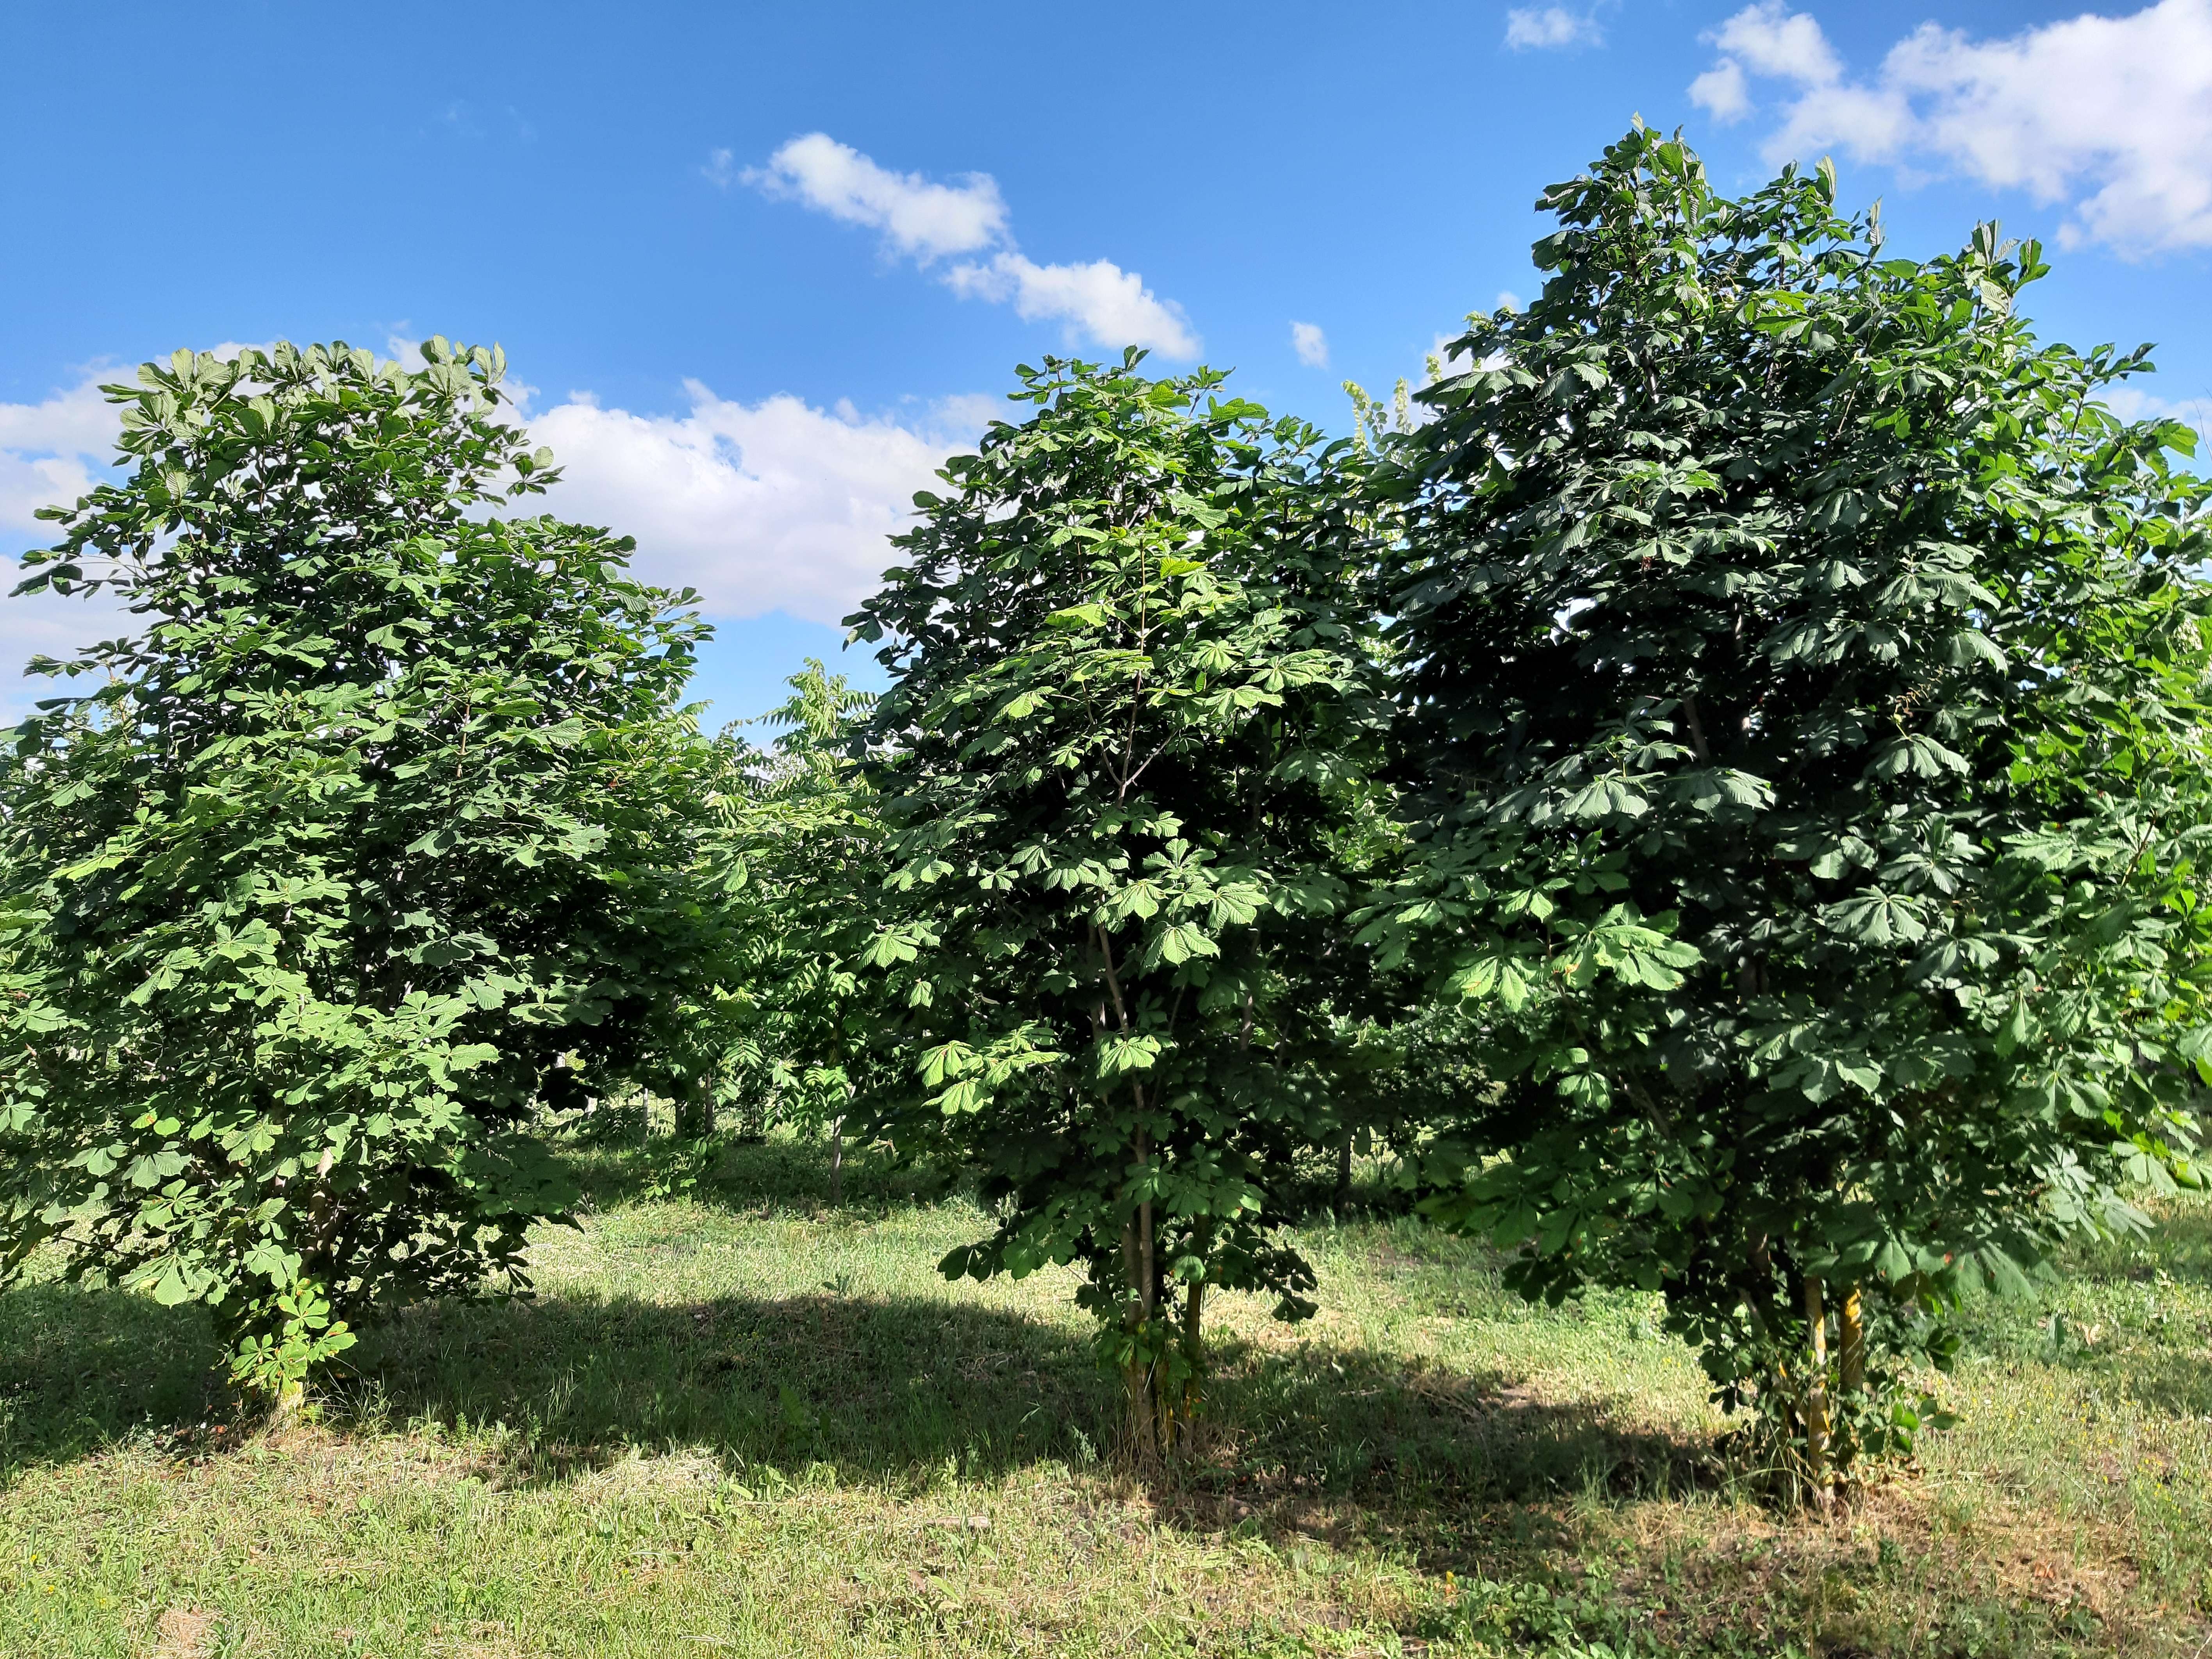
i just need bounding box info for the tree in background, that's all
[1366,127,2212,1499]
[0,341,724,1404]
[850,355,1388,1461]
[703,660,889,1202]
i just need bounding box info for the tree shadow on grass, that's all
[2,1264,1718,1551]
[558,1133,967,1219]
[0,1279,226,1477]
[329,1285,1116,1489]
[332,1290,1723,1555]
[1218,1337,1714,1499]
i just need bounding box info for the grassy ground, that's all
[4,1139,2212,1657]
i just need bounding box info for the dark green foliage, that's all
[1365,127,2212,1488]
[0,340,723,1397]
[849,353,1389,1456]
[707,661,890,1150]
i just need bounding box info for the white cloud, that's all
[1711,0,1840,83]
[0,363,988,717]
[1693,0,2212,255]
[1689,58,1752,121]
[945,253,1198,357]
[0,448,102,541]
[744,132,1007,262]
[1505,7,1602,48]
[2102,385,2212,442]
[741,132,1200,355]
[0,371,132,721]
[0,375,117,464]
[1290,321,1329,367]
[529,383,987,624]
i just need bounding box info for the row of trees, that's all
[2,127,2206,1499]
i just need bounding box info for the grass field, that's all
[5,1137,2212,1657]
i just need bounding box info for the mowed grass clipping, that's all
[4,1139,2212,1657]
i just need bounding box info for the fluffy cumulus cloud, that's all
[1707,0,1842,85]
[0,373,117,535]
[737,133,1198,355]
[528,383,989,624]
[0,372,134,719]
[942,255,1198,357]
[1689,0,2212,255]
[1289,321,1329,367]
[1504,6,1602,48]
[742,132,1007,261]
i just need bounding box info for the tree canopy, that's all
[849,354,1388,1457]
[0,340,722,1399]
[1364,125,2212,1493]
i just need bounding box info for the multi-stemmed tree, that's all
[850,354,1389,1459]
[1366,127,2212,1497]
[0,340,724,1402]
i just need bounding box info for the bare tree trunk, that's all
[1334,1139,1354,1214]
[1836,1284,1865,1502]
[1120,1118,1160,1468]
[1121,1215,1156,1466]
[675,1074,714,1140]
[1177,1275,1207,1444]
[1803,1275,1830,1510]
[1838,1286,1864,1397]
[828,1115,844,1208]
[267,1377,306,1425]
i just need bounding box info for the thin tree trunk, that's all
[1803,1275,1830,1509]
[268,1377,306,1425]
[1179,1275,1207,1438]
[676,1074,714,1140]
[1139,1199,1156,1326]
[1121,1215,1156,1466]
[1334,1139,1354,1214]
[1838,1286,1864,1397]
[1118,1115,1161,1468]
[1837,1283,1864,1503]
[828,1115,844,1207]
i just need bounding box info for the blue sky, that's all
[3,0,2207,726]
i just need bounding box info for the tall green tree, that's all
[850,354,1387,1460]
[0,340,722,1402]
[1366,127,2212,1497]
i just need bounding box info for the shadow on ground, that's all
[0,1278,226,1472]
[335,1285,1110,1487]
[2,1267,2148,1657]
[4,1264,1710,1541]
[558,1132,966,1218]
[0,1135,1719,1517]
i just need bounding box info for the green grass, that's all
[4,1139,2212,1657]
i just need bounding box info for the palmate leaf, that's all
[1823,890,1928,946]
[1149,921,1219,965]
[1447,946,1538,1011]
[1096,1033,1163,1076]
[1554,905,1702,990]
[1562,776,1650,821]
